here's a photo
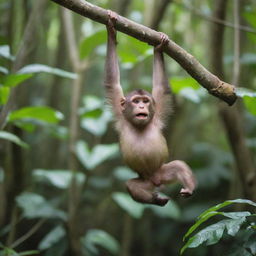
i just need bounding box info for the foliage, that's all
[181,199,256,255]
[0,1,256,256]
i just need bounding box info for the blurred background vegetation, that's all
[0,0,256,255]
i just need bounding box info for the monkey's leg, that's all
[151,160,196,197]
[126,178,169,206]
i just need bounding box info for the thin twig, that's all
[11,219,45,248]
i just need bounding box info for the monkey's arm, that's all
[104,12,124,117]
[152,34,171,121]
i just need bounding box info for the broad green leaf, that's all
[171,77,200,94]
[0,45,15,60]
[8,106,64,124]
[12,121,36,133]
[0,86,10,105]
[33,169,86,189]
[184,211,221,240]
[113,166,137,181]
[38,225,66,250]
[81,229,120,255]
[76,141,119,170]
[184,210,251,240]
[243,96,256,116]
[81,109,112,136]
[112,192,145,219]
[79,30,107,59]
[0,66,9,74]
[181,218,246,255]
[198,199,256,219]
[18,64,77,79]
[2,73,33,87]
[49,125,68,140]
[118,33,151,67]
[178,87,202,103]
[82,108,103,119]
[80,95,103,112]
[16,192,67,220]
[0,131,28,148]
[148,199,181,219]
[243,10,256,27]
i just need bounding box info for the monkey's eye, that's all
[143,98,149,103]
[133,99,140,104]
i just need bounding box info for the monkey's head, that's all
[121,89,155,128]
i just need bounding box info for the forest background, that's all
[0,0,256,255]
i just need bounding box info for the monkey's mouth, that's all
[135,113,148,120]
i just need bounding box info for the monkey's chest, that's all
[119,129,168,178]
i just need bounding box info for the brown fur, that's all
[105,12,196,206]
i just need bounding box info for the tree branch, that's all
[50,0,237,105]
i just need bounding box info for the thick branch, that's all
[50,0,237,105]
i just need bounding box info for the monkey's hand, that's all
[155,32,169,52]
[107,10,118,30]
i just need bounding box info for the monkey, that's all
[104,11,196,206]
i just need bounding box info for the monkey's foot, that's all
[180,188,193,198]
[152,192,169,206]
[155,32,169,51]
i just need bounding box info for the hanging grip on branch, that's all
[50,0,237,105]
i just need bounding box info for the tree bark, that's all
[148,0,172,30]
[210,0,256,200]
[50,0,237,105]
[61,7,90,255]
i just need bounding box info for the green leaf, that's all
[0,131,28,148]
[79,29,107,59]
[2,73,33,87]
[33,169,86,189]
[112,192,145,219]
[81,109,112,136]
[171,77,200,94]
[178,87,202,103]
[243,96,256,116]
[16,192,67,220]
[76,141,119,170]
[0,45,15,60]
[0,66,9,74]
[113,166,137,181]
[8,106,64,124]
[38,225,66,250]
[148,199,181,219]
[198,199,256,219]
[184,210,252,240]
[18,64,77,79]
[184,211,221,240]
[81,229,120,255]
[118,34,151,68]
[0,86,10,105]
[181,218,246,255]
[80,95,103,112]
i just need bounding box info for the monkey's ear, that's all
[120,97,126,110]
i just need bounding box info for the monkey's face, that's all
[122,95,155,128]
